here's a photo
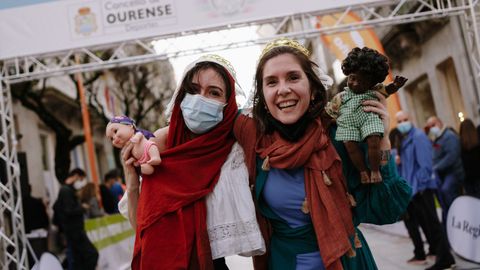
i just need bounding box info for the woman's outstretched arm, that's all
[122,141,140,229]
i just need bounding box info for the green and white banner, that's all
[85,214,135,270]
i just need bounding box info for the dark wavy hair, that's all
[341,47,390,87]
[174,61,232,105]
[253,46,327,133]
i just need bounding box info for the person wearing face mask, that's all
[425,116,465,225]
[53,168,99,270]
[395,111,455,270]
[120,55,265,270]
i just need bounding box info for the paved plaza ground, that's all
[225,222,480,270]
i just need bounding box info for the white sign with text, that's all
[447,196,480,263]
[0,0,382,59]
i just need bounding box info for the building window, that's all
[405,75,436,128]
[40,134,50,170]
[437,58,465,129]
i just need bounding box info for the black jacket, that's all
[53,184,84,233]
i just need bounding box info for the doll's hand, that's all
[393,76,408,88]
[385,76,408,95]
[130,132,143,144]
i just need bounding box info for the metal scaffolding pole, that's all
[1,0,478,84]
[0,78,28,269]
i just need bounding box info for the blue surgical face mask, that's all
[180,93,225,134]
[397,121,412,134]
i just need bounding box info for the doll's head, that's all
[106,116,136,148]
[341,47,389,94]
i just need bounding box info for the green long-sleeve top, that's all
[329,126,412,226]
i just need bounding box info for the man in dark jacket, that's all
[426,116,465,224]
[54,168,98,270]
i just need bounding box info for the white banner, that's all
[446,196,480,263]
[0,0,382,59]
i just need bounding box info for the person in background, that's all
[79,182,104,219]
[100,169,121,214]
[388,127,403,169]
[425,116,464,223]
[53,168,98,270]
[22,184,49,266]
[396,111,455,270]
[109,169,125,203]
[459,118,480,198]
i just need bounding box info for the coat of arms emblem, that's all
[75,7,97,35]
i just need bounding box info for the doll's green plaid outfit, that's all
[335,87,384,142]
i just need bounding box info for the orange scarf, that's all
[235,115,354,270]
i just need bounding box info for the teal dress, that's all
[330,126,412,269]
[253,126,412,270]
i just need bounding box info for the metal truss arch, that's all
[1,0,479,84]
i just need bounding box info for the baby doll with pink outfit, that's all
[105,116,161,174]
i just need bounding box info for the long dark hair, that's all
[459,118,479,150]
[174,61,232,106]
[253,46,327,133]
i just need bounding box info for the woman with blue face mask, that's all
[120,55,265,270]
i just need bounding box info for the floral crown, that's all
[260,38,311,60]
[199,54,237,78]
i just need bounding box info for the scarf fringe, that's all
[346,247,356,258]
[322,171,332,186]
[354,232,362,248]
[261,156,270,171]
[346,193,357,207]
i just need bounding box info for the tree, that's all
[78,45,176,169]
[11,46,176,182]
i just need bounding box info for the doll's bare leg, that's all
[344,141,370,184]
[147,145,161,166]
[366,134,382,183]
[140,163,154,175]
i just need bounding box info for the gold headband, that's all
[260,38,311,60]
[199,54,237,78]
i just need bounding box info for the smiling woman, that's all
[261,54,312,125]
[233,38,411,270]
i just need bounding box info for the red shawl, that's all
[132,76,237,270]
[234,115,355,270]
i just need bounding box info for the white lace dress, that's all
[206,142,265,259]
[118,142,265,259]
